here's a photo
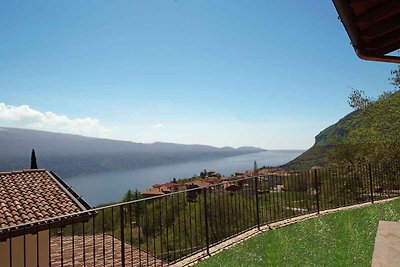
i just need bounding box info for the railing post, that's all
[203,187,210,256]
[120,205,125,267]
[254,176,261,230]
[313,169,320,214]
[369,163,374,204]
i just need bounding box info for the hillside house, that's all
[224,182,242,192]
[0,169,93,267]
[142,182,188,197]
[185,179,211,188]
[141,187,166,197]
[204,177,224,184]
[152,183,173,194]
[206,171,222,178]
[234,172,245,178]
[162,183,186,192]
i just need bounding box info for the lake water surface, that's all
[64,150,303,206]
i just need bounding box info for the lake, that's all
[64,150,304,206]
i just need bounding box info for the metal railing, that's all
[2,161,400,266]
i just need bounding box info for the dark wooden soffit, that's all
[333,0,400,63]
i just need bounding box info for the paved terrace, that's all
[51,234,162,267]
[372,221,400,267]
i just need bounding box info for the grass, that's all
[195,198,400,267]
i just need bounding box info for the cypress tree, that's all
[30,149,38,169]
[254,160,258,175]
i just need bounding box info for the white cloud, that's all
[0,103,111,137]
[152,123,163,129]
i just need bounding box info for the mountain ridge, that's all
[0,127,266,177]
[283,91,400,170]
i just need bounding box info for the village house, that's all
[141,167,293,198]
[140,186,166,197]
[205,171,222,178]
[143,176,228,198]
[185,179,211,188]
[162,182,186,192]
[0,169,162,266]
[141,182,188,198]
[223,182,242,192]
[0,169,94,267]
[204,177,225,184]
[234,172,245,178]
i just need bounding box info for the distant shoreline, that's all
[63,150,305,205]
[65,150,305,179]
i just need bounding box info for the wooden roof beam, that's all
[368,41,400,56]
[365,28,400,50]
[356,1,400,25]
[349,0,372,3]
[362,17,400,40]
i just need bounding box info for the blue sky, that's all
[0,1,396,149]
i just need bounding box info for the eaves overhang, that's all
[333,0,400,63]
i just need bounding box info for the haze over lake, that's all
[64,150,303,206]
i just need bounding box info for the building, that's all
[274,184,285,193]
[142,182,190,197]
[162,182,186,192]
[185,179,211,188]
[204,177,224,184]
[224,183,242,192]
[0,169,93,267]
[206,171,222,178]
[141,187,166,197]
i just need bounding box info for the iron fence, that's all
[2,162,400,266]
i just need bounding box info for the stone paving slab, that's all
[372,221,400,267]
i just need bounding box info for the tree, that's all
[389,65,399,90]
[253,160,258,175]
[328,67,400,166]
[30,149,38,169]
[122,189,134,202]
[347,89,371,110]
[200,169,207,178]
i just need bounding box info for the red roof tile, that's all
[51,234,162,266]
[0,169,91,234]
[204,178,223,184]
[141,187,165,196]
[161,183,179,188]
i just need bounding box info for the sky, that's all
[0,0,397,149]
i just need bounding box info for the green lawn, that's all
[195,199,400,267]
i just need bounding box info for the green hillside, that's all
[284,89,400,171]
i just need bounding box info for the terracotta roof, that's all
[185,180,210,188]
[162,183,179,188]
[51,234,162,267]
[141,187,165,196]
[225,184,242,192]
[333,0,400,63]
[204,178,223,184]
[159,185,172,193]
[0,169,92,238]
